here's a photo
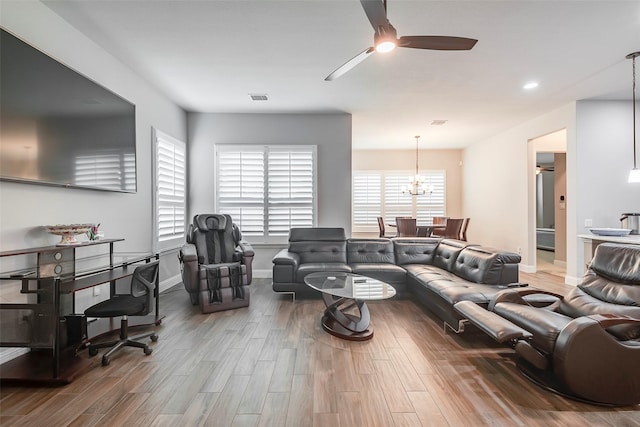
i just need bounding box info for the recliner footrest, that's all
[454,300,532,343]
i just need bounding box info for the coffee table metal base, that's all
[321,293,373,341]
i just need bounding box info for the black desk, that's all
[0,240,161,385]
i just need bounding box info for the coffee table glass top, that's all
[304,272,396,300]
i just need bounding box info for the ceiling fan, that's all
[325,0,478,81]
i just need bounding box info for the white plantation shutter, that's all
[154,130,186,251]
[416,171,446,224]
[216,145,316,243]
[353,173,382,230]
[352,170,446,232]
[268,149,314,235]
[217,150,265,236]
[384,174,413,223]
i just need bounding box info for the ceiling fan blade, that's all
[398,36,478,50]
[360,0,388,30]
[325,47,375,81]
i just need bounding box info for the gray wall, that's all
[187,112,352,274]
[575,100,640,232]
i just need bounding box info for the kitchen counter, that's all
[578,233,640,245]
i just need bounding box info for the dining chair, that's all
[433,218,464,240]
[377,216,387,238]
[395,217,417,237]
[459,218,470,241]
[433,216,449,225]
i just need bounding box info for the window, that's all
[352,170,446,233]
[153,129,186,251]
[216,145,316,243]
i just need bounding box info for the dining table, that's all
[388,221,446,237]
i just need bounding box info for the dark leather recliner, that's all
[455,242,640,406]
[178,214,254,313]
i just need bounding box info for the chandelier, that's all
[401,135,427,195]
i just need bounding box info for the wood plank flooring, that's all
[1,272,639,426]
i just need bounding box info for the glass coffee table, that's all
[304,272,396,341]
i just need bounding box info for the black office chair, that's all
[85,261,159,366]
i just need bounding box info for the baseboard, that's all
[553,260,567,268]
[564,275,579,286]
[253,269,272,279]
[519,264,536,273]
[160,274,182,293]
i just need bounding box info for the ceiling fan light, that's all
[628,168,640,183]
[375,40,396,53]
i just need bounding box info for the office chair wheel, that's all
[101,355,110,366]
[150,334,158,342]
[88,346,99,357]
[144,346,153,356]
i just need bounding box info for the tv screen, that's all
[0,29,137,193]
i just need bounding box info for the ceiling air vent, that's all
[249,94,269,101]
[431,120,448,126]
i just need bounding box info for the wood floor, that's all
[1,272,639,427]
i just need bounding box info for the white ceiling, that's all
[43,0,640,150]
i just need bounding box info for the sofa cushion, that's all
[350,263,406,284]
[347,239,395,264]
[404,264,459,282]
[296,263,351,283]
[559,284,640,340]
[432,239,469,272]
[393,238,440,265]
[452,246,503,284]
[589,243,640,284]
[290,241,347,264]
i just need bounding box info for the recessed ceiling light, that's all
[523,82,539,90]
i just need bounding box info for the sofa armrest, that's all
[488,288,562,310]
[273,250,300,268]
[178,243,198,263]
[553,315,640,405]
[237,240,255,257]
[178,243,199,305]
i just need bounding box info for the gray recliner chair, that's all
[178,214,254,313]
[455,242,640,406]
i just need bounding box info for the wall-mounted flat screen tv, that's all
[0,28,137,193]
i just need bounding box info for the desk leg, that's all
[320,293,373,341]
[53,277,60,378]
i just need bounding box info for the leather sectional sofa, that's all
[272,227,522,331]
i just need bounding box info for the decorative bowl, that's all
[45,223,95,245]
[589,228,632,237]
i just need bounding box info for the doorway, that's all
[530,130,567,278]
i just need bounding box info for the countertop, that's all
[578,233,640,245]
